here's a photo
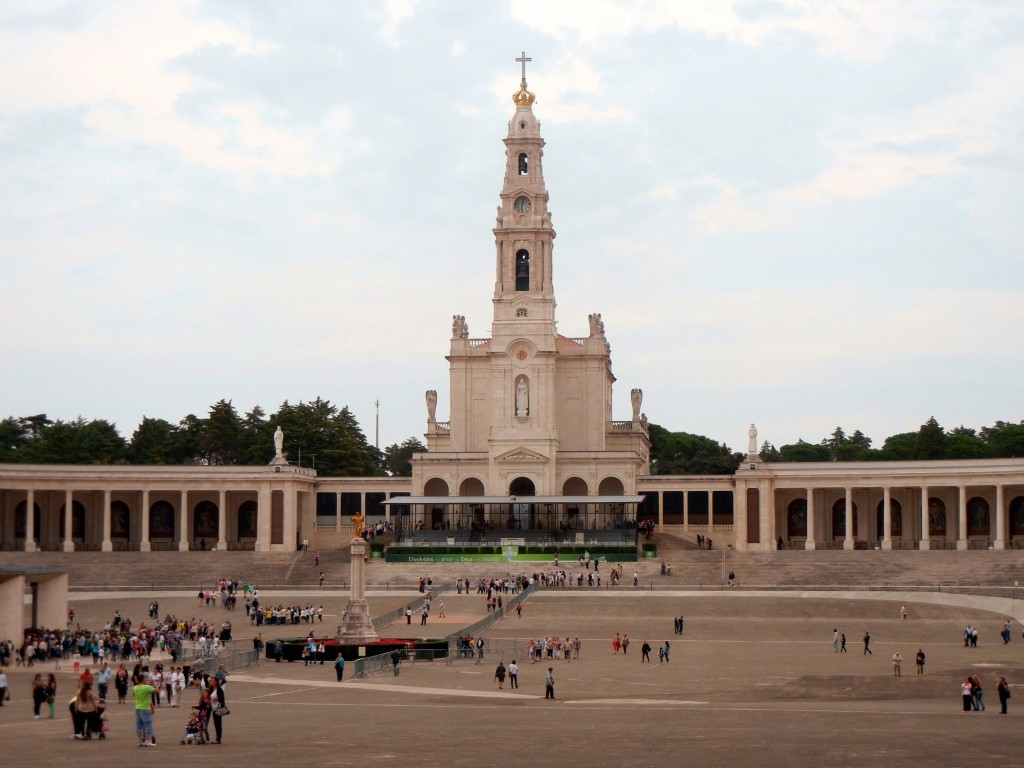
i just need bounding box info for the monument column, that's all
[918,485,930,550]
[101,489,113,552]
[24,489,36,552]
[140,489,151,551]
[881,487,892,551]
[178,490,189,551]
[994,484,1006,549]
[63,489,74,552]
[843,487,854,550]
[957,485,968,550]
[217,489,227,551]
[805,488,816,550]
[336,520,380,644]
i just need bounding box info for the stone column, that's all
[256,486,272,552]
[63,489,74,552]
[24,489,36,552]
[759,484,773,553]
[217,489,228,551]
[284,486,298,551]
[682,491,689,530]
[994,485,1006,550]
[918,486,930,550]
[957,485,968,550]
[881,487,892,550]
[336,492,343,533]
[843,487,854,550]
[657,491,664,528]
[708,492,715,530]
[336,536,379,643]
[140,489,151,551]
[178,490,189,551]
[805,488,816,550]
[101,489,113,552]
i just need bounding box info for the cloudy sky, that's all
[2,0,1022,456]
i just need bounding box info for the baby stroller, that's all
[181,709,209,745]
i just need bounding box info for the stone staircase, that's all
[4,547,1022,592]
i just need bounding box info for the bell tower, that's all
[492,52,557,336]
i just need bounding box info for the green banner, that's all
[385,546,638,563]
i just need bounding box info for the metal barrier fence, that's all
[444,585,534,646]
[179,648,260,672]
[371,584,450,632]
[352,586,536,678]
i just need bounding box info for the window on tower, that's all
[515,249,530,291]
[518,152,528,175]
[516,308,527,317]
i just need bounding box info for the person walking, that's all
[508,660,519,689]
[915,648,925,675]
[209,676,227,744]
[962,677,974,713]
[840,633,847,653]
[997,677,1011,714]
[544,667,555,699]
[892,652,902,677]
[44,673,57,718]
[494,660,507,689]
[832,629,839,652]
[0,668,7,706]
[406,606,412,625]
[133,674,156,746]
[31,673,46,718]
[391,649,401,676]
[274,639,284,663]
[972,675,985,711]
[863,631,872,655]
[335,655,345,682]
[640,640,652,663]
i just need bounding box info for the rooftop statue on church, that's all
[452,315,468,339]
[426,390,437,423]
[631,388,643,422]
[588,313,605,337]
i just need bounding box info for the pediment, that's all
[495,446,550,463]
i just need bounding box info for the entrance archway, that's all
[509,477,535,530]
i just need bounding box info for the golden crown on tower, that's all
[513,83,535,108]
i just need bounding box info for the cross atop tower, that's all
[516,51,531,86]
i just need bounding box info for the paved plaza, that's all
[5,585,1024,767]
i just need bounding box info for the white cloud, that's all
[380,0,424,45]
[0,3,353,177]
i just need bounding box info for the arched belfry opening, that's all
[518,152,528,175]
[515,249,530,291]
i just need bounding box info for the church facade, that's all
[1,67,1023,554]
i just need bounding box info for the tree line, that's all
[2,406,1019,477]
[0,398,427,477]
[758,419,1024,463]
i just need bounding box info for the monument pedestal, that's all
[336,537,379,644]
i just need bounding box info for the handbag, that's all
[213,705,230,716]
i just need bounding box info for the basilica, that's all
[2,66,1023,556]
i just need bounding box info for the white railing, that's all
[468,338,490,348]
[433,421,451,433]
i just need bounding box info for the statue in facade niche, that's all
[426,390,437,422]
[631,388,643,422]
[515,378,529,417]
[273,426,284,457]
